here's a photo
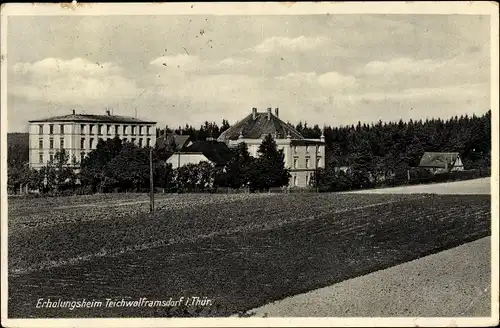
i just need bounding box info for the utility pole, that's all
[149,147,155,213]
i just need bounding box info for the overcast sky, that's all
[6,13,491,132]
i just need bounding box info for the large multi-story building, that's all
[28,110,157,169]
[217,107,325,188]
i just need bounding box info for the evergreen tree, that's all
[249,134,290,191]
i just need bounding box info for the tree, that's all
[7,139,29,194]
[106,143,150,192]
[222,142,253,189]
[248,134,290,191]
[80,136,123,192]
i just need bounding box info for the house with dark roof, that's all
[166,139,233,168]
[418,152,465,174]
[28,110,157,169]
[218,107,325,188]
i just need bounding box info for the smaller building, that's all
[166,139,233,168]
[418,152,464,174]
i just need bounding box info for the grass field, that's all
[8,191,491,318]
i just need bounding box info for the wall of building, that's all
[166,153,210,169]
[29,121,157,169]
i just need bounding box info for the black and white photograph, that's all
[1,2,498,327]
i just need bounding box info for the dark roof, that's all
[29,113,156,124]
[181,140,233,165]
[156,133,191,150]
[217,112,304,142]
[419,152,461,168]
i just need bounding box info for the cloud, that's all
[149,54,202,70]
[275,71,357,89]
[12,57,123,76]
[362,57,447,76]
[10,57,139,105]
[249,36,329,53]
[217,57,253,67]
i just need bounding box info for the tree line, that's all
[7,110,491,195]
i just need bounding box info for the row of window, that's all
[293,157,321,169]
[38,137,152,150]
[293,145,321,154]
[38,124,66,135]
[81,137,151,149]
[39,138,63,149]
[80,124,151,136]
[38,124,152,136]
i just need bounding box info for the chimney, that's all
[275,107,279,117]
[267,107,272,120]
[106,109,111,116]
[72,109,75,115]
[252,107,257,120]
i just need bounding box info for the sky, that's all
[6,13,491,132]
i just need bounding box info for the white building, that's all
[28,110,157,169]
[217,107,325,188]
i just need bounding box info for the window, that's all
[39,152,43,164]
[146,138,151,147]
[89,138,94,149]
[139,138,143,147]
[49,138,54,149]
[39,138,43,149]
[49,124,54,135]
[293,175,297,186]
[316,145,319,154]
[107,125,111,134]
[131,138,136,144]
[147,126,151,135]
[305,145,309,153]
[49,153,54,162]
[89,124,94,134]
[131,126,136,135]
[123,125,128,135]
[115,125,119,135]
[306,158,310,169]
[81,138,85,149]
[306,175,309,186]
[139,126,143,135]
[123,138,128,143]
[316,158,321,168]
[81,124,85,134]
[60,138,64,149]
[293,158,298,169]
[80,152,85,163]
[60,124,65,135]
[39,124,44,134]
[98,125,103,135]
[293,145,297,153]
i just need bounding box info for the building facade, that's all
[217,107,325,188]
[28,110,157,169]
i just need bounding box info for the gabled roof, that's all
[181,140,233,165]
[419,152,461,168]
[156,133,191,150]
[217,111,304,142]
[29,113,156,124]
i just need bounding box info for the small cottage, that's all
[418,152,465,174]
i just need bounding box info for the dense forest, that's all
[7,110,492,194]
[157,110,491,170]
